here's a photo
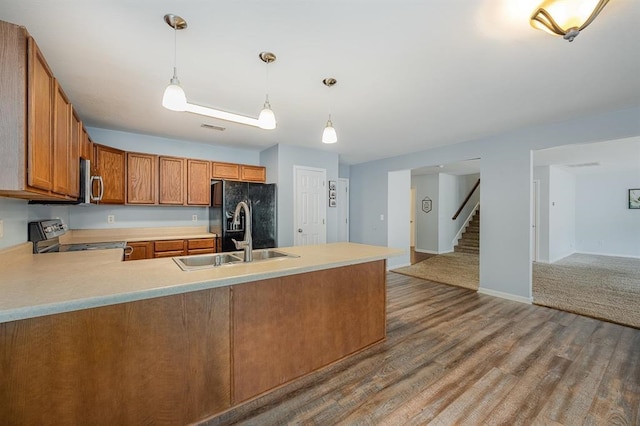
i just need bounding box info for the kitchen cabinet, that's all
[124,241,154,261]
[212,162,266,183]
[187,159,211,205]
[80,127,93,161]
[187,238,216,255]
[0,21,86,201]
[27,37,55,193]
[127,152,157,205]
[67,110,81,198]
[94,144,126,204]
[52,82,73,196]
[159,156,186,205]
[240,165,266,183]
[212,162,240,180]
[153,239,187,258]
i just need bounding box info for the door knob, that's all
[298,228,303,233]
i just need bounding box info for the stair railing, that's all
[451,202,480,250]
[452,178,480,220]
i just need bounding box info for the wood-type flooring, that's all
[202,272,640,426]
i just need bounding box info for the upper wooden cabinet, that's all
[0,21,82,201]
[240,165,266,183]
[94,144,126,204]
[127,152,157,205]
[212,162,266,183]
[80,127,93,162]
[187,159,211,206]
[68,110,81,198]
[52,82,73,196]
[212,162,240,180]
[159,156,186,205]
[27,37,55,193]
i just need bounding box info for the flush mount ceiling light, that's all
[161,14,276,129]
[530,0,610,42]
[321,78,337,144]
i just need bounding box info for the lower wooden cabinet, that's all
[124,237,218,261]
[124,241,153,261]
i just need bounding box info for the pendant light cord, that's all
[172,25,178,79]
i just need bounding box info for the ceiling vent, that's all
[201,123,226,131]
[567,162,600,168]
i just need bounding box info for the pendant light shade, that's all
[322,118,337,144]
[530,0,610,42]
[258,97,276,130]
[162,71,187,111]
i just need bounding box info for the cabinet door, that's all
[67,110,81,198]
[80,127,93,161]
[154,239,187,257]
[159,156,186,205]
[27,37,54,191]
[127,152,157,205]
[124,241,154,261]
[240,165,266,183]
[212,162,240,180]
[52,82,72,196]
[187,159,211,205]
[94,144,126,204]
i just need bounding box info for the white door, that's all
[337,178,349,242]
[294,166,327,245]
[531,180,540,262]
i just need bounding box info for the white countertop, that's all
[0,242,402,323]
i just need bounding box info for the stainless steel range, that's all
[28,219,126,254]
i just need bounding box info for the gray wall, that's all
[349,105,640,301]
[265,144,339,247]
[413,174,439,253]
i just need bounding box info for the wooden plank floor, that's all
[202,273,640,426]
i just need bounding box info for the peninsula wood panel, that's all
[0,287,231,425]
[127,152,157,204]
[232,260,386,403]
[27,37,54,192]
[159,156,186,205]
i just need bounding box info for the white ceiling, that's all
[1,1,639,165]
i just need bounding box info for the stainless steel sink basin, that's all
[174,249,298,271]
[232,249,299,262]
[173,253,242,271]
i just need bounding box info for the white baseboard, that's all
[477,287,532,304]
[414,248,438,254]
[576,251,640,259]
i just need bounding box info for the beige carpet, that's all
[533,253,640,329]
[391,252,479,291]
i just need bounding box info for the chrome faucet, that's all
[231,201,252,262]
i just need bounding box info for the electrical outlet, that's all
[380,214,385,221]
[0,219,4,238]
[192,214,198,222]
[107,215,115,224]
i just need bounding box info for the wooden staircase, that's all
[454,210,479,254]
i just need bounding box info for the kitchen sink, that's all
[236,249,299,261]
[173,249,298,271]
[173,253,243,271]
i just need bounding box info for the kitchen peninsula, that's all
[0,241,401,425]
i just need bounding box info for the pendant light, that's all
[530,0,610,42]
[257,52,277,130]
[160,14,276,129]
[322,78,338,144]
[162,14,187,111]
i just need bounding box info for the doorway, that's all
[293,166,327,246]
[337,178,349,242]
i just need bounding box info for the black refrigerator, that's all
[209,180,277,252]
